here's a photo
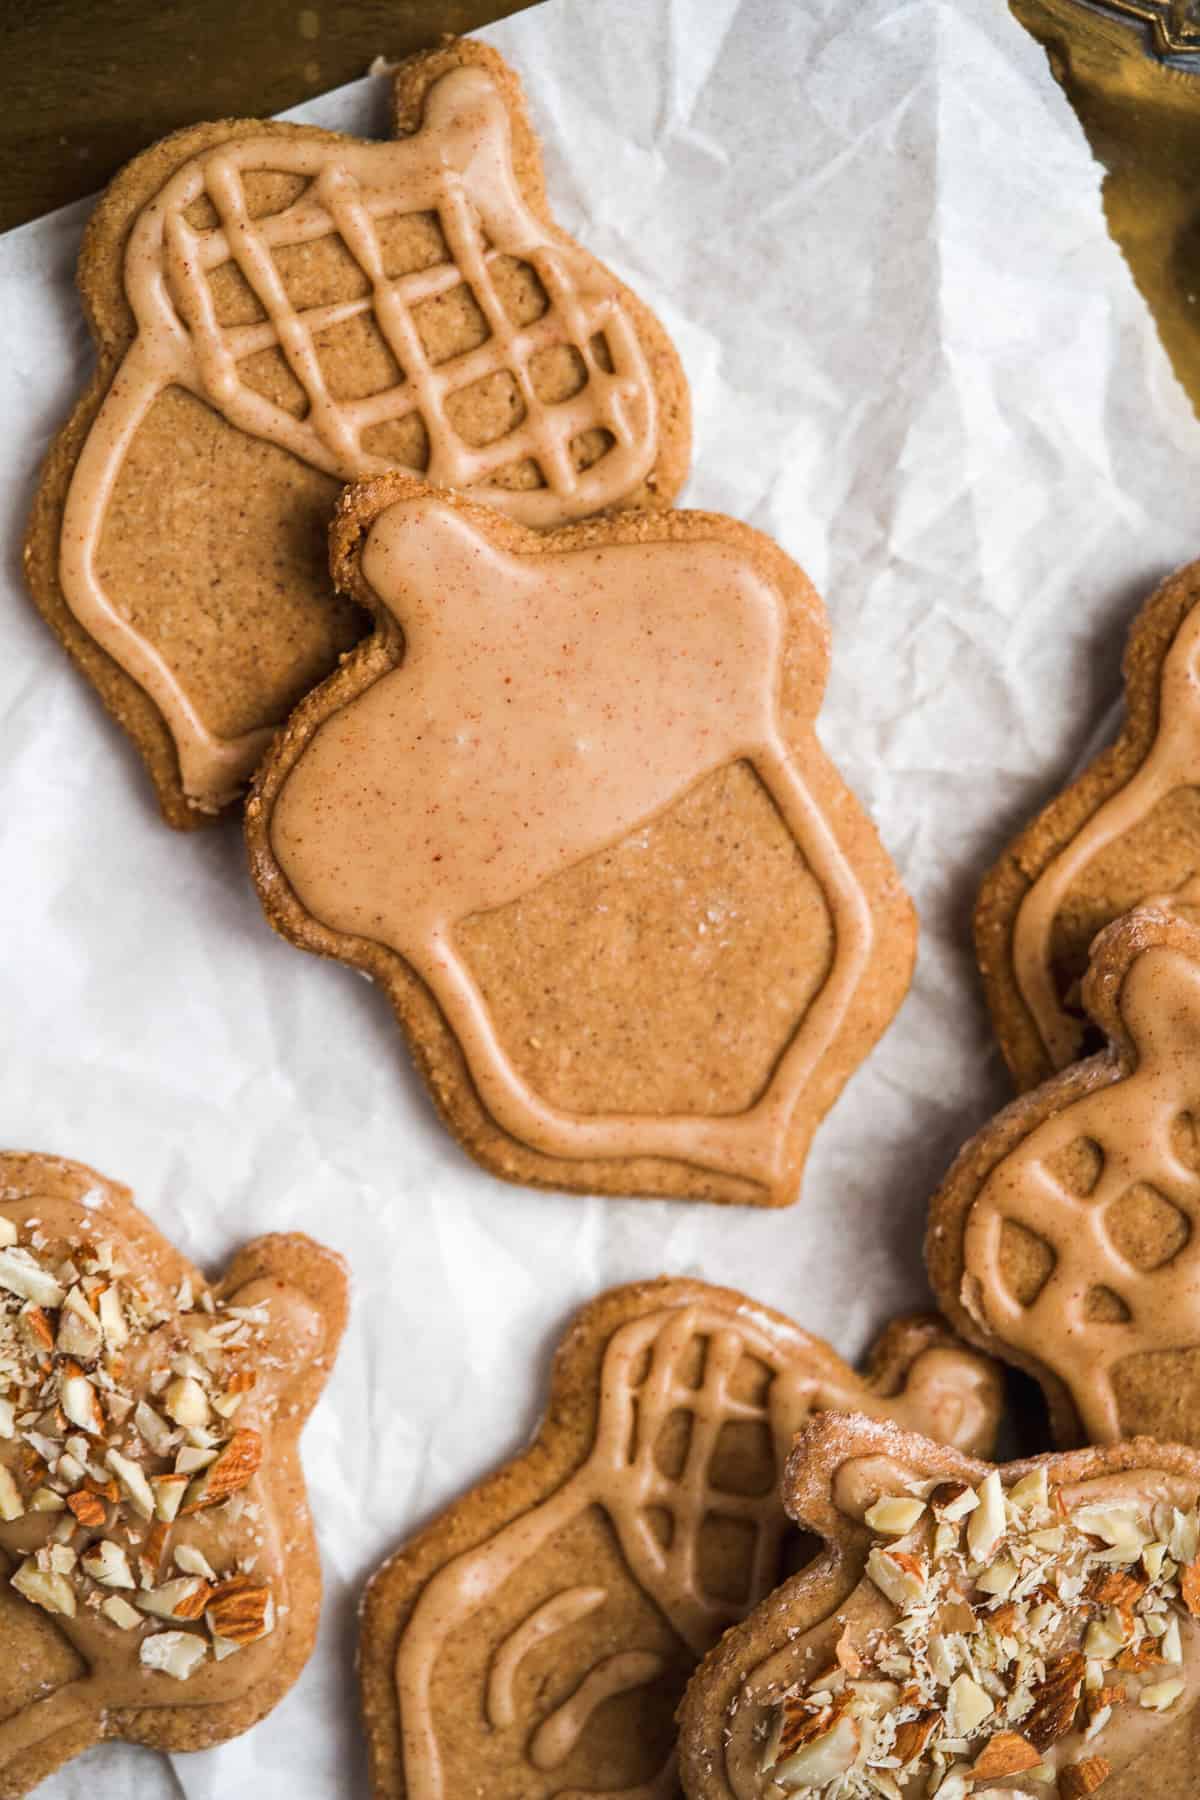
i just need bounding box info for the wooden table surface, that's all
[0,0,538,232]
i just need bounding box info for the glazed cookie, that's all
[678,1412,1200,1800]
[24,38,689,827]
[929,904,1200,1451]
[0,1150,348,1797]
[358,1276,1003,1799]
[977,561,1200,1089]
[247,476,916,1207]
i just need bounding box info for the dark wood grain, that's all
[0,0,540,231]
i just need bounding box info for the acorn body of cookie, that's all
[246,476,917,1207]
[24,38,690,827]
[357,1278,1000,1799]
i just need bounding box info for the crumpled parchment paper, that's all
[1,0,1198,1792]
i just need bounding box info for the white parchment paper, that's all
[2,0,1199,1792]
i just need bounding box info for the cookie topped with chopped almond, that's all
[0,1150,347,1797]
[678,1413,1200,1800]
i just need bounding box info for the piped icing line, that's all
[58,339,276,811]
[1011,601,1200,1070]
[59,64,660,809]
[528,1651,668,1771]
[269,499,874,1197]
[390,1300,997,1799]
[967,925,1200,1443]
[487,1586,608,1730]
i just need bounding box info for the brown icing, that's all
[269,497,873,1196]
[1011,602,1200,1069]
[486,1585,606,1729]
[60,65,659,810]
[965,924,1200,1443]
[0,1182,325,1767]
[390,1298,998,1798]
[718,1457,1200,1798]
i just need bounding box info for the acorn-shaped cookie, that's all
[930,904,1200,1449]
[24,39,689,825]
[359,1279,1001,1798]
[247,476,917,1206]
[679,1413,1200,1800]
[977,560,1200,1088]
[0,1151,347,1796]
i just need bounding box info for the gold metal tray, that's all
[1015,0,1200,416]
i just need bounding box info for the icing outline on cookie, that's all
[264,494,902,1199]
[1011,599,1200,1070]
[60,65,659,810]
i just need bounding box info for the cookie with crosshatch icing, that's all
[677,1412,1200,1800]
[976,560,1200,1091]
[928,904,1200,1452]
[23,38,689,828]
[357,1278,1002,1799]
[246,474,916,1206]
[0,1150,347,1796]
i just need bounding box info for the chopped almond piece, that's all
[930,1479,978,1522]
[1023,1652,1085,1751]
[892,1709,940,1765]
[1139,1677,1185,1712]
[106,1447,154,1519]
[81,1540,135,1588]
[1180,1558,1200,1618]
[17,1444,46,1488]
[971,1730,1040,1780]
[138,1518,169,1579]
[12,1559,75,1617]
[866,1546,926,1609]
[864,1495,926,1536]
[206,1578,273,1644]
[0,1465,23,1523]
[151,1472,188,1523]
[19,1305,54,1353]
[59,1362,105,1436]
[985,1600,1019,1634]
[180,1428,262,1512]
[1083,1683,1126,1722]
[66,1489,107,1528]
[1086,1567,1148,1609]
[139,1630,207,1681]
[771,1705,859,1785]
[938,1595,979,1634]
[0,1253,64,1309]
[136,1576,213,1622]
[834,1624,862,1676]
[1115,1640,1165,1673]
[775,1692,851,1762]
[100,1594,141,1630]
[1060,1756,1111,1798]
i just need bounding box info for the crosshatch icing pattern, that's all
[155,71,658,511]
[51,60,668,813]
